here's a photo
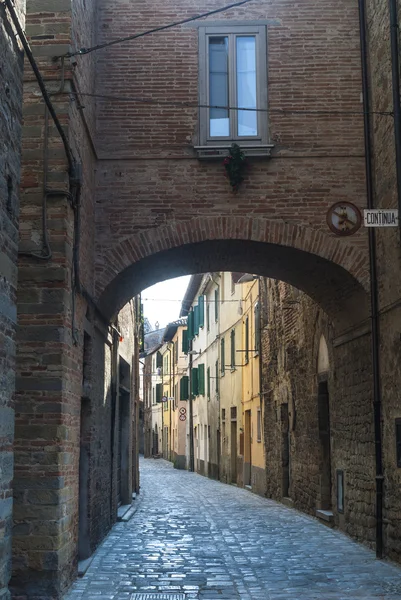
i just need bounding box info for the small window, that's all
[396,419,401,467]
[231,406,237,420]
[257,409,261,442]
[197,25,270,157]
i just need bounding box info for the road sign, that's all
[326,202,362,236]
[179,414,186,421]
[161,396,168,402]
[364,209,399,227]
[168,397,174,401]
[179,407,186,415]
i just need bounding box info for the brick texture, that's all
[0,2,24,599]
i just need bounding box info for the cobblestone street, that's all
[65,459,401,600]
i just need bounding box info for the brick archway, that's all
[96,217,369,333]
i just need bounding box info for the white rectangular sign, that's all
[364,209,399,227]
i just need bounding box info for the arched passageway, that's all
[98,236,370,336]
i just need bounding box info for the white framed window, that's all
[196,25,272,158]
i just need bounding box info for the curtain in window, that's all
[236,36,257,136]
[209,37,229,137]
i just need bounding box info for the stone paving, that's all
[65,458,401,600]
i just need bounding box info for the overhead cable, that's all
[61,0,255,58]
[69,91,392,118]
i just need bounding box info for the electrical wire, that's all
[69,91,392,118]
[62,0,256,58]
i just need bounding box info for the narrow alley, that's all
[65,458,401,600]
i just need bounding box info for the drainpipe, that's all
[358,0,384,559]
[389,0,401,240]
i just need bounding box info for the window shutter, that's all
[255,302,261,353]
[182,329,189,354]
[156,351,162,369]
[214,288,219,321]
[245,317,249,363]
[180,376,189,401]
[198,363,205,396]
[207,366,211,399]
[191,368,199,396]
[221,338,225,373]
[198,295,205,328]
[156,383,162,403]
[188,310,194,340]
[230,329,235,369]
[215,360,219,394]
[194,305,199,336]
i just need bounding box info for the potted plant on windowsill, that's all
[223,143,249,193]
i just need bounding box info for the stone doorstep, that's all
[281,496,294,508]
[316,509,334,524]
[77,556,94,577]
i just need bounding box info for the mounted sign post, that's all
[363,209,399,227]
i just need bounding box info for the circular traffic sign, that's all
[179,414,186,421]
[179,407,186,415]
[326,202,362,237]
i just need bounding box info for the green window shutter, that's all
[180,376,189,400]
[156,351,162,369]
[198,295,205,328]
[188,310,194,340]
[206,303,210,331]
[221,338,225,374]
[194,305,199,336]
[215,360,219,394]
[198,363,205,396]
[231,329,235,369]
[214,288,219,321]
[191,367,199,396]
[182,329,189,354]
[207,366,211,399]
[156,383,162,403]
[254,302,261,353]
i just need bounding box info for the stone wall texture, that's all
[0,2,24,598]
[261,279,376,547]
[365,0,401,564]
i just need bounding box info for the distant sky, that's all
[141,275,191,330]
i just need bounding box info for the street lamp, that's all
[188,347,201,472]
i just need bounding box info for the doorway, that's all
[231,418,238,484]
[317,380,332,510]
[244,410,252,487]
[78,397,91,561]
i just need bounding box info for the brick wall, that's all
[0,2,24,598]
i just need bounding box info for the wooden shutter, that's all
[194,305,199,336]
[188,310,194,340]
[191,368,199,396]
[214,288,219,321]
[156,351,162,368]
[180,376,189,401]
[221,338,225,373]
[198,364,205,396]
[215,360,219,394]
[254,302,261,354]
[207,366,211,399]
[230,329,235,369]
[245,317,249,363]
[156,383,162,403]
[182,329,189,354]
[198,295,205,328]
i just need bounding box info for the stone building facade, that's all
[0,2,24,598]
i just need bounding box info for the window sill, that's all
[194,144,274,160]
